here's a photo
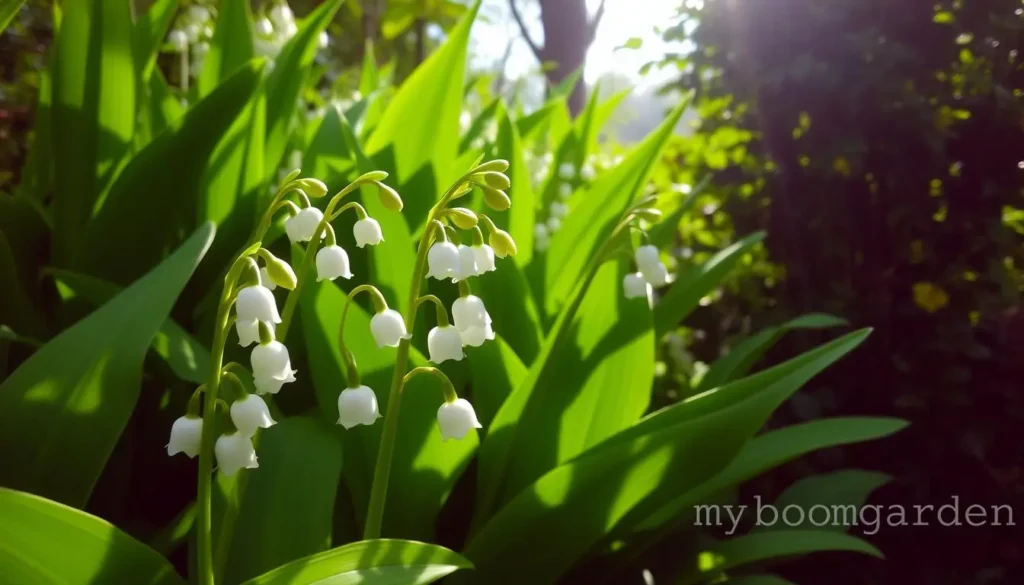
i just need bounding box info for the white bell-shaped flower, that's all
[230,394,276,437]
[641,261,671,287]
[215,432,259,476]
[549,201,569,218]
[558,162,575,180]
[436,398,482,441]
[318,31,330,49]
[235,285,282,324]
[427,241,459,280]
[370,309,411,348]
[337,385,382,429]
[472,244,496,273]
[269,2,294,29]
[316,245,353,281]
[534,223,550,252]
[236,319,276,347]
[251,340,297,394]
[167,415,203,458]
[558,182,573,200]
[623,272,652,300]
[259,266,277,291]
[634,245,662,274]
[452,245,479,281]
[168,30,189,53]
[581,163,596,181]
[256,17,274,36]
[184,23,202,44]
[459,320,495,347]
[285,206,325,243]
[547,216,562,233]
[452,295,494,346]
[353,217,384,248]
[428,326,465,363]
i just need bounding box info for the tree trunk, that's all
[538,0,589,114]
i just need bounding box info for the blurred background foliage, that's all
[0,0,1021,583]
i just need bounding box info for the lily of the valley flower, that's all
[353,217,384,248]
[167,415,202,458]
[436,398,482,441]
[230,394,276,437]
[549,201,569,218]
[472,244,496,273]
[558,182,573,200]
[453,245,478,282]
[642,261,671,287]
[623,272,652,300]
[337,385,382,429]
[235,285,282,324]
[251,340,297,394]
[534,223,551,251]
[370,309,411,348]
[634,245,661,273]
[255,17,273,36]
[236,319,275,347]
[428,325,465,363]
[215,432,259,476]
[427,241,459,280]
[452,295,494,347]
[558,162,575,180]
[168,30,188,52]
[285,206,325,243]
[547,216,562,233]
[316,245,354,281]
[259,266,277,291]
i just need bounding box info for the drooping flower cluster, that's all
[623,238,674,303]
[530,154,598,252]
[165,3,216,89]
[254,1,330,61]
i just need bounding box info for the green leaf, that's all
[304,106,355,183]
[458,98,500,153]
[761,470,893,532]
[365,1,480,226]
[589,89,630,152]
[473,258,542,365]
[264,0,343,178]
[0,488,186,585]
[654,232,766,337]
[0,1,26,33]
[549,67,583,101]
[45,268,210,385]
[359,39,380,96]
[198,0,255,97]
[492,101,535,265]
[221,417,345,584]
[462,333,874,584]
[300,279,477,539]
[465,337,527,428]
[132,0,176,82]
[0,232,44,341]
[543,101,687,315]
[616,37,644,50]
[695,313,848,393]
[51,0,136,265]
[0,223,214,508]
[78,61,263,285]
[239,539,472,585]
[680,531,882,585]
[515,99,562,142]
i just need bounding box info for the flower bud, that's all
[358,170,389,182]
[481,185,511,211]
[472,244,497,272]
[428,325,465,363]
[168,29,188,53]
[256,17,273,36]
[581,163,596,181]
[558,182,573,200]
[215,432,259,476]
[488,229,517,258]
[251,340,297,394]
[549,201,569,219]
[558,162,575,180]
[318,31,329,49]
[235,285,282,324]
[236,319,276,347]
[427,241,460,280]
[436,398,482,441]
[337,386,382,429]
[370,309,411,348]
[623,272,652,300]
[473,159,510,173]
[167,415,203,458]
[481,172,511,190]
[534,223,551,252]
[230,395,276,437]
[316,245,354,281]
[259,266,277,291]
[448,208,479,230]
[262,253,298,290]
[376,183,404,212]
[294,178,328,198]
[453,245,479,282]
[546,216,562,233]
[353,217,384,248]
[285,206,325,243]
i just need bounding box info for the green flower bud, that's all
[473,159,510,174]
[481,172,511,190]
[294,178,328,198]
[358,170,389,183]
[481,185,511,211]
[447,207,479,229]
[259,249,298,290]
[375,182,404,212]
[488,228,518,258]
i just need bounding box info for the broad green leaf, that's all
[45,268,210,385]
[304,106,355,183]
[198,0,254,97]
[655,232,766,337]
[463,332,872,584]
[696,313,848,392]
[51,0,136,265]
[544,101,687,315]
[762,470,893,532]
[458,98,500,153]
[492,101,535,265]
[365,1,480,227]
[515,99,563,142]
[589,89,630,151]
[301,279,477,540]
[679,531,882,585]
[132,0,176,82]
[472,258,541,365]
[239,539,472,585]
[549,67,583,101]
[222,417,344,584]
[0,223,214,508]
[570,81,602,166]
[0,232,44,341]
[465,337,527,428]
[0,1,26,33]
[359,39,380,96]
[0,195,48,339]
[78,61,263,285]
[264,0,343,178]
[0,488,186,585]
[140,70,185,142]
[634,417,907,533]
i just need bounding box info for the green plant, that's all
[0,2,906,584]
